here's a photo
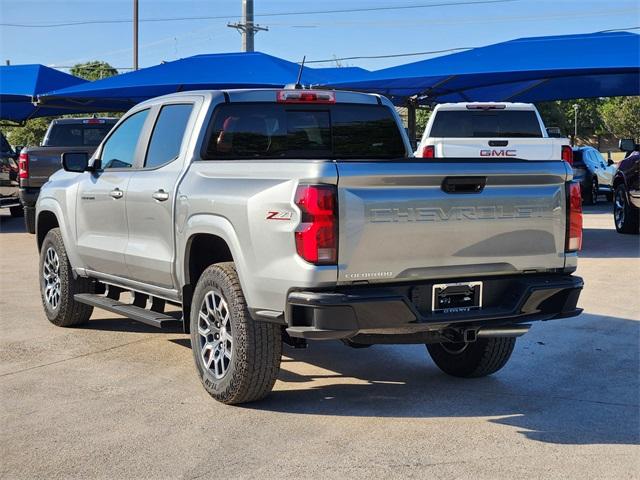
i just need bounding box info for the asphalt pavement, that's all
[0,203,638,479]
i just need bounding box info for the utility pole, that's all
[133,0,139,70]
[228,0,268,52]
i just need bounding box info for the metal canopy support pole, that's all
[407,99,417,150]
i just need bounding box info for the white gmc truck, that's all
[416,102,573,162]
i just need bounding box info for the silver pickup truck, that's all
[35,89,584,404]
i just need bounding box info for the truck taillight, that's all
[18,152,29,179]
[294,184,337,265]
[566,182,582,252]
[277,90,336,104]
[562,145,573,165]
[421,145,435,158]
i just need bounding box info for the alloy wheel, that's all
[198,289,233,379]
[43,247,61,310]
[614,188,626,229]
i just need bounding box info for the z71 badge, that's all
[266,210,293,221]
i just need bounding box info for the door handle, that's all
[110,188,124,199]
[152,189,170,201]
[441,176,486,194]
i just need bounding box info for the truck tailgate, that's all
[336,160,569,284]
[439,138,557,160]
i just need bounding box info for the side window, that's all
[145,104,193,168]
[100,109,149,169]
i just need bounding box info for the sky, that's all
[0,0,638,73]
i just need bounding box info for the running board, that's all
[74,293,182,329]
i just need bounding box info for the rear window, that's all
[429,110,543,138]
[47,123,114,147]
[203,103,406,160]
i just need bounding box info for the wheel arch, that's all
[36,210,59,250]
[178,214,253,332]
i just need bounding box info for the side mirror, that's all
[608,159,614,166]
[61,152,89,173]
[619,138,636,153]
[14,145,24,155]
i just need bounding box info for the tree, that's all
[536,98,606,143]
[70,61,118,81]
[1,118,51,148]
[599,96,640,140]
[415,105,434,137]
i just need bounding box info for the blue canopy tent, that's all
[325,31,640,104]
[0,64,88,123]
[324,31,640,143]
[38,52,333,112]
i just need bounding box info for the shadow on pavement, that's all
[79,317,183,334]
[580,228,640,258]
[247,313,637,446]
[0,214,25,234]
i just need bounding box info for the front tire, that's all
[190,262,282,405]
[39,228,94,327]
[427,337,516,378]
[614,184,640,234]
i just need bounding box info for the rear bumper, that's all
[285,274,583,340]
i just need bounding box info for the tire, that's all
[24,206,36,234]
[427,337,516,378]
[614,183,640,234]
[9,205,23,217]
[39,228,94,327]
[585,176,598,205]
[190,262,281,405]
[605,190,614,203]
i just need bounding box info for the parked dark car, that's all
[613,139,639,234]
[0,132,22,217]
[572,146,616,205]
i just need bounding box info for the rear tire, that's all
[585,177,598,205]
[9,205,23,217]
[427,337,516,378]
[614,184,640,234]
[39,228,94,327]
[24,206,36,234]
[190,262,282,404]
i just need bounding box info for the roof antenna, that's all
[293,56,306,89]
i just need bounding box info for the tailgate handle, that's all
[441,176,486,194]
[489,140,508,147]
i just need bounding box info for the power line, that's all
[0,0,519,28]
[304,47,474,64]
